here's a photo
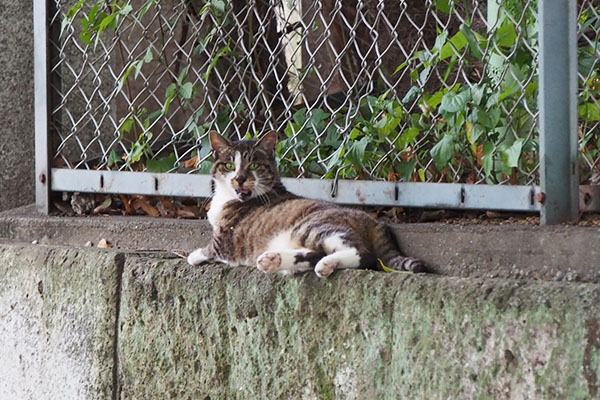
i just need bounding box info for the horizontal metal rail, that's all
[51,168,547,212]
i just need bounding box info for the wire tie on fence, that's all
[331,169,341,198]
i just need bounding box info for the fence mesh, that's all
[47,0,599,188]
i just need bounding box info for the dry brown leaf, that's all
[132,198,160,217]
[175,204,200,218]
[120,194,133,215]
[486,211,504,219]
[183,155,199,169]
[54,201,74,216]
[474,144,484,167]
[97,238,112,248]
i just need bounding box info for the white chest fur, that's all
[207,179,238,228]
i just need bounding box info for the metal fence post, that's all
[539,0,579,224]
[34,0,51,214]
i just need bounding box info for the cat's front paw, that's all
[187,248,209,266]
[256,251,281,273]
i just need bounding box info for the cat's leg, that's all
[313,233,369,278]
[187,247,212,265]
[314,249,362,277]
[256,249,325,274]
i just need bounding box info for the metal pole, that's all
[538,0,579,224]
[34,0,51,214]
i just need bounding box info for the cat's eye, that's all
[249,163,260,170]
[224,162,235,171]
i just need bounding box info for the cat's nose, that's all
[234,174,247,185]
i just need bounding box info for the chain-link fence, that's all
[35,0,600,217]
[578,1,600,185]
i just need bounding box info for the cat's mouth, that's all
[235,187,252,200]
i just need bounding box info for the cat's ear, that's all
[255,130,278,153]
[209,130,232,156]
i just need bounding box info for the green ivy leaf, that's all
[325,145,344,171]
[471,84,486,106]
[292,108,307,126]
[498,138,524,168]
[397,159,418,182]
[211,0,226,14]
[440,31,467,60]
[310,108,330,132]
[482,142,495,178]
[459,24,483,60]
[146,153,177,173]
[430,134,455,170]
[579,103,600,121]
[466,122,485,144]
[439,90,470,113]
[477,108,501,129]
[179,82,194,99]
[395,126,419,150]
[346,137,369,167]
[435,0,451,14]
[143,47,154,63]
[107,150,122,168]
[402,86,422,104]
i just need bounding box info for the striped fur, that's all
[187,130,426,276]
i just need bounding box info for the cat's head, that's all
[209,130,280,201]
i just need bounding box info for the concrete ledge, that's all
[119,258,600,399]
[2,204,600,283]
[1,243,599,398]
[0,244,122,399]
[395,224,600,283]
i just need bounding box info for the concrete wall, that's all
[2,243,599,399]
[0,1,34,212]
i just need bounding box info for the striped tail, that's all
[376,224,427,273]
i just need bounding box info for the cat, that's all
[187,130,426,277]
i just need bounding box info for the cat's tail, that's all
[375,224,427,273]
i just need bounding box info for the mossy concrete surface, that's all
[1,242,598,399]
[119,258,600,400]
[0,244,122,400]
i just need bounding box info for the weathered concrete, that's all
[0,244,122,399]
[3,204,600,283]
[0,204,211,251]
[396,224,600,283]
[0,1,35,212]
[0,242,599,398]
[119,258,600,399]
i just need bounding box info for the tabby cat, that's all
[187,130,426,277]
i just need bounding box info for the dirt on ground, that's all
[52,192,600,227]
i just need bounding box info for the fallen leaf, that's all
[54,201,74,216]
[93,196,112,214]
[132,198,160,217]
[176,207,198,219]
[120,194,133,215]
[97,238,112,248]
[486,211,504,219]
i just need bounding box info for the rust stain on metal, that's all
[355,189,366,204]
[536,192,546,204]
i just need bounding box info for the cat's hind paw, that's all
[256,251,281,273]
[315,259,337,278]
